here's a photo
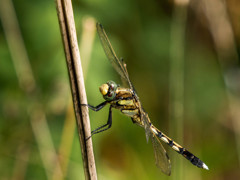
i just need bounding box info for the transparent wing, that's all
[141,111,151,143]
[142,111,171,175]
[151,133,171,176]
[96,23,133,89]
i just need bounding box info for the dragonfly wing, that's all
[96,23,133,89]
[141,112,151,142]
[141,111,171,175]
[151,133,171,176]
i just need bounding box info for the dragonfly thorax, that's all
[99,81,119,101]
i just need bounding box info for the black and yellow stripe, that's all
[149,123,209,170]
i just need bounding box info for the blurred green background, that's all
[0,0,240,179]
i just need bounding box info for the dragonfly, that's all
[86,22,209,175]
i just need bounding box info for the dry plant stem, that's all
[55,0,97,179]
[52,17,96,179]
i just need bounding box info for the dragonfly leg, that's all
[86,106,113,140]
[82,101,108,111]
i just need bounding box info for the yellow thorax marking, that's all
[118,99,134,106]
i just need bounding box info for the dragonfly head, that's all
[99,81,118,101]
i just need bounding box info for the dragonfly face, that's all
[99,81,118,101]
[86,23,209,175]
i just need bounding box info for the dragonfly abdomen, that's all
[150,124,209,170]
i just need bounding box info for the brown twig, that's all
[52,17,96,179]
[55,0,97,179]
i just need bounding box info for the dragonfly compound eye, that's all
[108,92,112,97]
[107,81,117,90]
[110,84,114,90]
[103,89,116,101]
